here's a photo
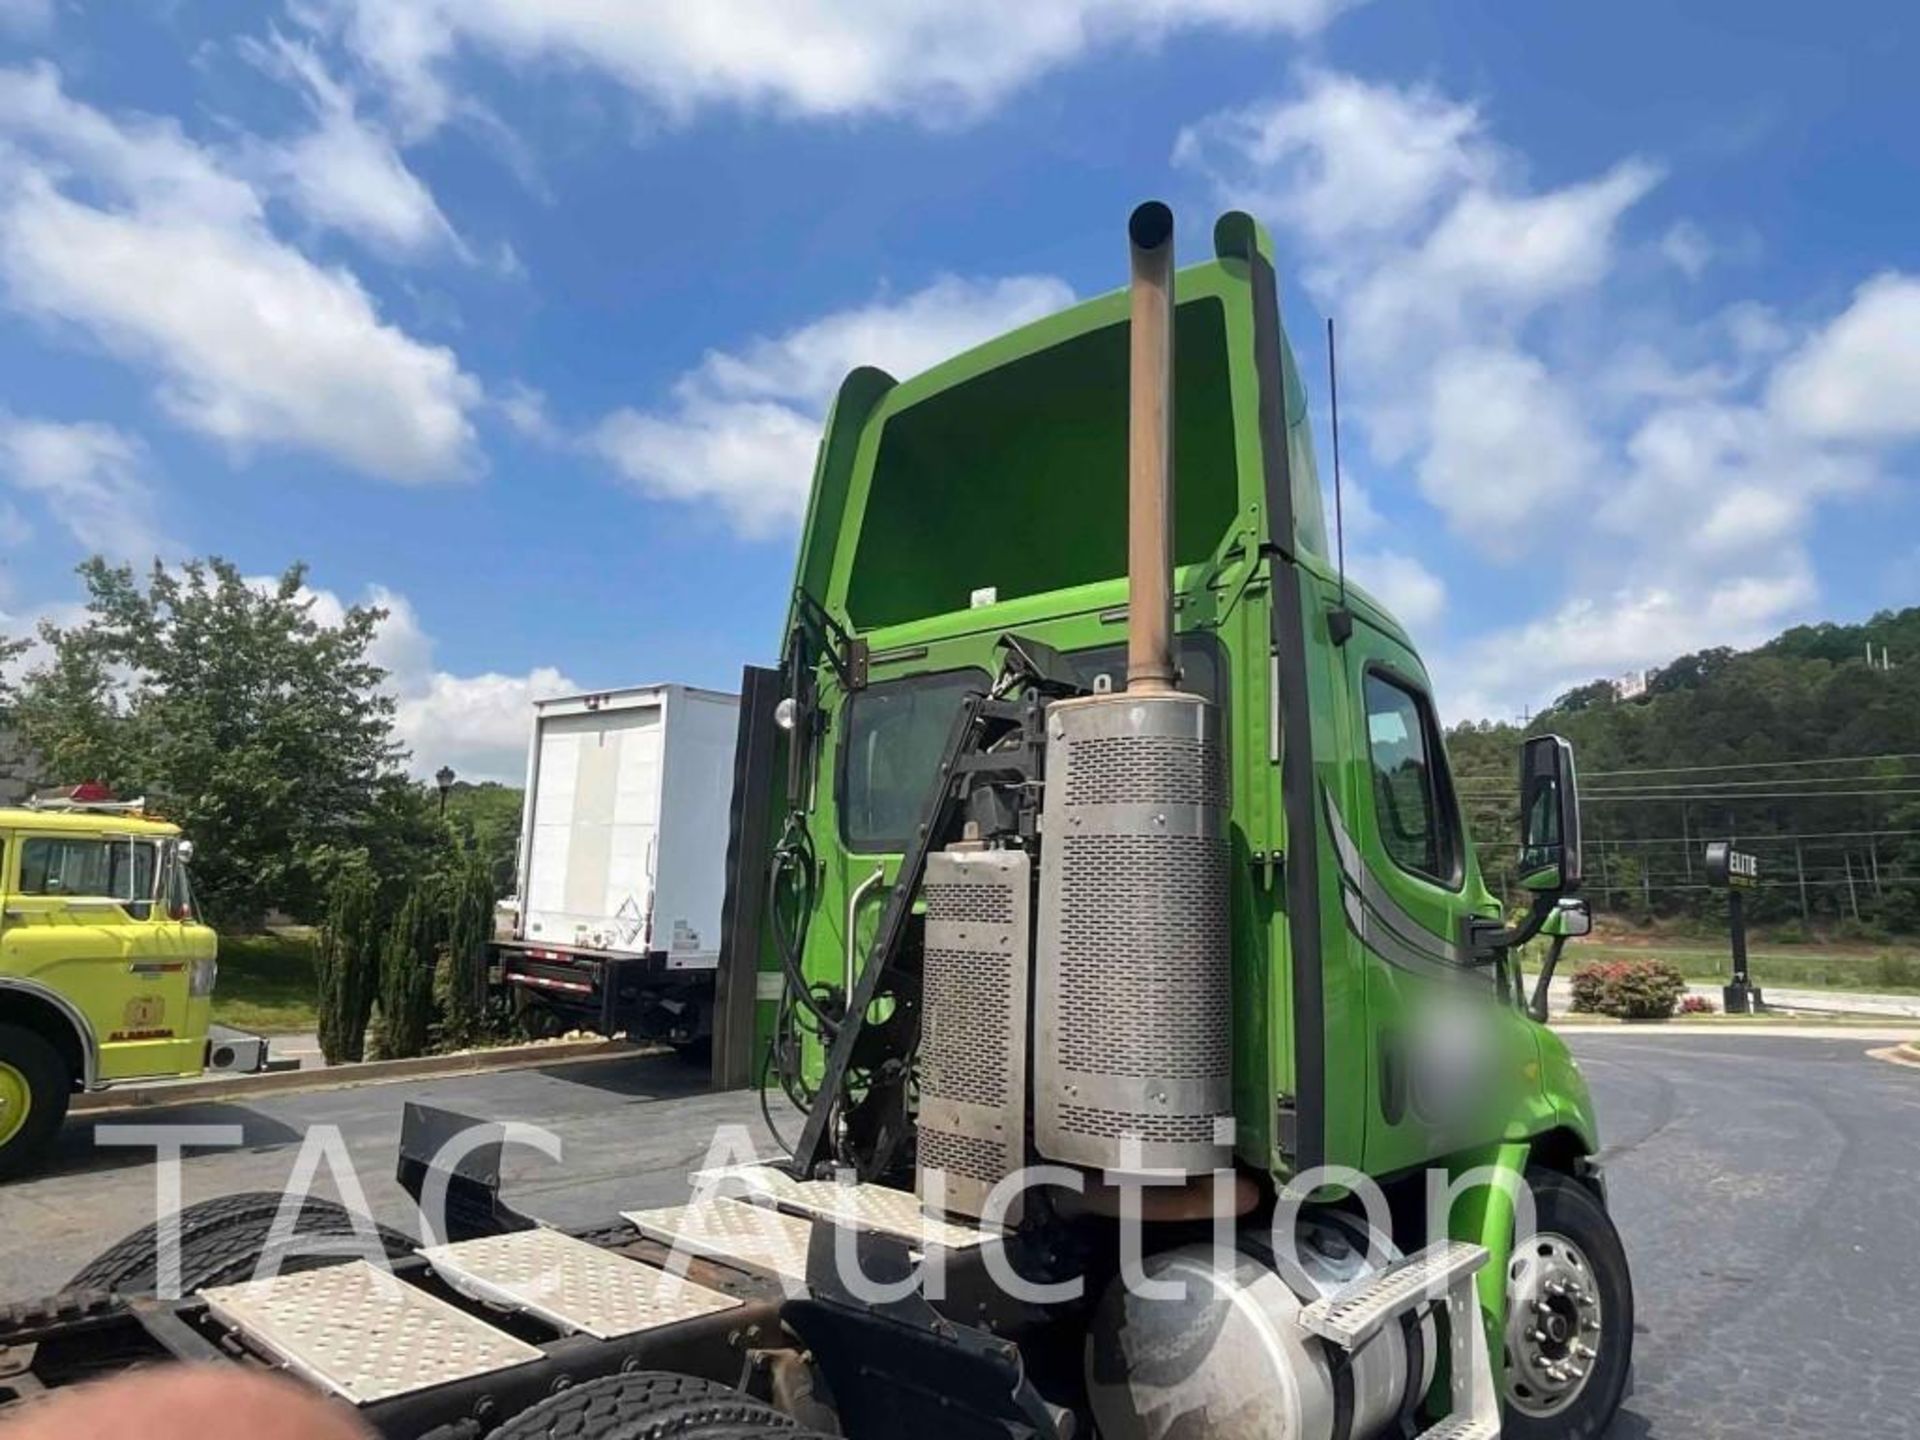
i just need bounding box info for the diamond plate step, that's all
[622,1198,816,1284]
[1298,1240,1489,1349]
[419,1227,741,1339]
[1414,1415,1501,1440]
[199,1260,541,1405]
[697,1165,994,1250]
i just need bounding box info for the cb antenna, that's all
[1327,316,1353,645]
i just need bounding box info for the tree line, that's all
[1447,606,1920,939]
[1,556,526,1058]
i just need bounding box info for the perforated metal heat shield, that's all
[1035,691,1233,1174]
[915,847,1031,1220]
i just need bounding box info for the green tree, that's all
[380,879,442,1060]
[315,861,380,1064]
[12,557,409,926]
[439,853,495,1049]
[443,782,525,895]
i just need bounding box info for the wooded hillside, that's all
[1448,606,1920,936]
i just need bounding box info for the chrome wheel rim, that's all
[1504,1229,1603,1418]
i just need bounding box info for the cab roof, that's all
[0,808,182,837]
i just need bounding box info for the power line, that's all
[1459,774,1920,794]
[1467,828,1920,846]
[1462,785,1920,801]
[1581,751,1920,778]
[1581,788,1920,802]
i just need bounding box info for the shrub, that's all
[379,878,443,1059]
[315,863,379,1064]
[438,855,496,1050]
[1568,959,1689,1020]
[1677,994,1716,1015]
[1869,952,1920,990]
[1568,963,1615,1014]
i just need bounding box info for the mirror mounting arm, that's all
[1529,933,1570,1023]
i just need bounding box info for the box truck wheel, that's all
[0,1022,70,1180]
[1502,1169,1635,1437]
[489,1370,799,1439]
[65,1191,416,1295]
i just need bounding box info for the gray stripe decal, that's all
[1323,790,1465,965]
[1341,889,1457,980]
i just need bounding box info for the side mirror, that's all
[1542,896,1592,938]
[1517,734,1582,894]
[177,840,195,866]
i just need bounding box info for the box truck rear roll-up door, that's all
[524,703,664,951]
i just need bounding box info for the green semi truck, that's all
[0,204,1628,1440]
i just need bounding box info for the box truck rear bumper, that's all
[495,944,713,1046]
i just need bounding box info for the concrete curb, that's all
[1556,1021,1920,1043]
[73,1038,649,1113]
[1866,1042,1920,1072]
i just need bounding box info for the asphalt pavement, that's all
[3,1033,1917,1436]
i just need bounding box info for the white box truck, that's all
[496,683,739,1050]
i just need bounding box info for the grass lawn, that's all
[1567,939,1920,995]
[212,930,320,1034]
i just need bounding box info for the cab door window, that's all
[1362,671,1461,888]
[18,836,160,919]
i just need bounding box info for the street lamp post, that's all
[435,765,456,817]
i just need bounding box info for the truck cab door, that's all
[0,832,200,1084]
[1328,624,1509,1173]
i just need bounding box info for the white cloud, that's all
[316,0,1358,136]
[1173,69,1488,244]
[1416,347,1595,554]
[0,415,173,560]
[1349,549,1445,629]
[1344,161,1659,364]
[0,64,481,482]
[594,273,1074,536]
[1768,272,1920,444]
[298,581,575,780]
[1177,64,1908,721]
[1659,219,1713,279]
[240,32,458,258]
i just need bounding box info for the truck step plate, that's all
[1297,1240,1489,1350]
[1414,1416,1501,1440]
[697,1165,995,1251]
[622,1198,816,1284]
[419,1227,741,1339]
[199,1260,542,1405]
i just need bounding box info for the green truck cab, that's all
[0,797,219,1176]
[745,204,1630,1434]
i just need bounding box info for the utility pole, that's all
[1844,851,1861,922]
[1681,802,1693,883]
[1794,839,1811,923]
[1869,834,1882,896]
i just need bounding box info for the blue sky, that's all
[0,0,1914,778]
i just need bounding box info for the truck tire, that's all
[490,1371,797,1439]
[0,1022,71,1181]
[65,1191,415,1296]
[1501,1169,1634,1438]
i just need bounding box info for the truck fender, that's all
[0,976,100,1088]
[1442,1139,1532,1388]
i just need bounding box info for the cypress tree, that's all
[315,862,378,1064]
[380,878,442,1059]
[440,854,495,1049]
